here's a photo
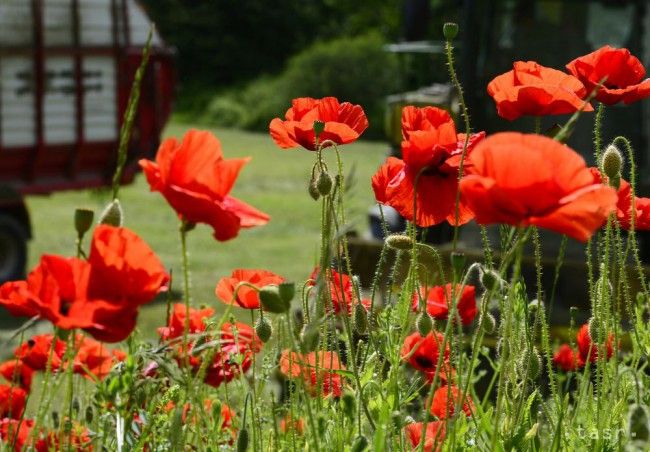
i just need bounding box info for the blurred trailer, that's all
[0,0,175,280]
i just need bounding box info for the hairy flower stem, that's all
[31,328,62,443]
[444,36,471,252]
[593,102,605,169]
[178,221,195,404]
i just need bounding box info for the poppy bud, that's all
[342,391,356,420]
[52,411,60,429]
[482,312,497,334]
[255,316,272,343]
[416,312,433,336]
[353,303,368,335]
[236,427,249,452]
[601,144,623,188]
[351,435,369,452]
[72,397,80,415]
[300,323,320,353]
[317,171,333,196]
[528,299,539,313]
[279,282,296,304]
[450,251,466,276]
[259,286,289,313]
[386,234,413,250]
[313,120,325,139]
[517,347,541,381]
[292,309,304,339]
[99,199,123,227]
[74,208,94,237]
[85,406,94,424]
[443,22,459,40]
[587,316,603,342]
[480,268,502,292]
[308,180,321,201]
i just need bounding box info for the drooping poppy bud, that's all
[259,286,289,313]
[317,171,333,196]
[255,316,272,343]
[386,234,413,250]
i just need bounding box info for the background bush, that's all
[202,33,399,139]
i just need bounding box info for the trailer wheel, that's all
[0,214,27,282]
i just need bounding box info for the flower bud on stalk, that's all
[259,286,289,313]
[482,312,497,334]
[351,435,369,452]
[443,22,459,40]
[342,391,356,420]
[236,428,249,452]
[601,144,623,189]
[416,312,433,336]
[317,171,333,196]
[99,199,123,227]
[450,251,466,276]
[74,208,94,238]
[517,347,542,381]
[353,303,368,335]
[385,234,413,250]
[255,316,272,343]
[480,268,503,292]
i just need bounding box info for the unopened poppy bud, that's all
[99,199,123,227]
[443,22,459,40]
[386,234,413,250]
[517,348,542,381]
[351,435,369,452]
[416,312,433,336]
[255,316,272,343]
[317,171,333,196]
[308,180,321,201]
[72,397,80,415]
[450,251,466,275]
[482,312,497,334]
[313,120,325,139]
[480,268,502,291]
[259,286,289,313]
[587,316,603,342]
[342,391,356,420]
[74,208,94,237]
[528,299,539,312]
[601,144,623,186]
[52,411,60,429]
[278,282,296,304]
[85,406,94,424]
[236,427,249,452]
[353,303,368,335]
[300,323,320,353]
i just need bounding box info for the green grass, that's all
[24,120,388,336]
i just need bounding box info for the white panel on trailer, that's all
[80,0,114,46]
[44,0,73,46]
[0,57,36,147]
[83,56,117,141]
[43,56,76,144]
[0,3,33,47]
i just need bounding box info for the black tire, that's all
[0,213,27,282]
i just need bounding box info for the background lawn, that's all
[21,120,388,337]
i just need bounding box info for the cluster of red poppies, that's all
[553,324,615,372]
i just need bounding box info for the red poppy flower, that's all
[269,97,368,151]
[139,129,270,241]
[430,385,474,419]
[372,106,484,226]
[0,385,27,419]
[158,303,215,341]
[0,281,40,317]
[552,344,581,372]
[279,350,346,398]
[0,419,49,452]
[487,61,593,120]
[576,324,614,364]
[203,322,262,388]
[0,359,34,392]
[15,334,66,371]
[566,46,650,105]
[215,269,285,310]
[308,267,370,314]
[413,284,477,326]
[280,416,305,435]
[401,331,451,380]
[404,421,446,452]
[590,168,650,231]
[73,335,126,380]
[459,133,617,242]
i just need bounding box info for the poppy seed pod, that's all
[443,22,459,40]
[317,171,333,196]
[74,208,94,237]
[259,286,289,313]
[99,199,123,227]
[255,316,272,343]
[313,120,325,139]
[386,234,413,250]
[416,312,433,336]
[601,144,623,188]
[450,251,466,276]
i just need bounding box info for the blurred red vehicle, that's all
[0,0,174,280]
